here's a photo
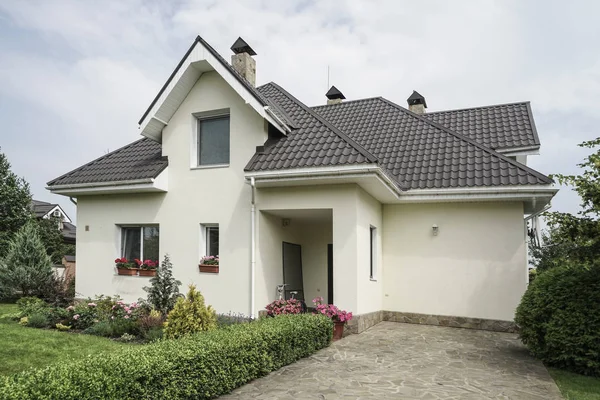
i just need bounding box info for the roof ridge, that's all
[377,98,552,184]
[264,82,379,165]
[311,96,383,109]
[424,100,531,115]
[47,138,152,186]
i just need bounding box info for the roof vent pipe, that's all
[407,90,427,114]
[230,37,257,87]
[325,85,346,105]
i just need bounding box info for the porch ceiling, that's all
[262,209,332,224]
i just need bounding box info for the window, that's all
[370,226,377,280]
[201,225,219,257]
[197,115,230,166]
[121,226,159,262]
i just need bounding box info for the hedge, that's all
[0,314,333,399]
[515,263,600,376]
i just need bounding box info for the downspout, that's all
[250,177,256,318]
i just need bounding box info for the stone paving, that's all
[220,322,562,400]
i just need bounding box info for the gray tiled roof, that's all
[31,200,55,217]
[47,138,167,186]
[245,82,380,174]
[422,102,540,151]
[249,95,550,189]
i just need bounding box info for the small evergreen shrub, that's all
[164,285,216,339]
[0,314,332,399]
[142,254,181,316]
[516,262,600,376]
[16,297,47,318]
[27,313,48,328]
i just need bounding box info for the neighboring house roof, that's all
[305,97,551,189]
[62,222,77,242]
[422,102,540,151]
[64,255,76,262]
[31,199,56,218]
[47,138,167,186]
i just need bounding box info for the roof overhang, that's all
[138,37,289,141]
[246,166,557,213]
[47,168,168,197]
[496,145,540,157]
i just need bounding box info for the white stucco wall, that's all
[382,202,527,321]
[356,188,383,314]
[256,185,362,314]
[75,71,266,314]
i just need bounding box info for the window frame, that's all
[200,223,219,258]
[369,226,377,281]
[195,112,231,168]
[120,224,160,262]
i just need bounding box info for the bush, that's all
[16,297,47,318]
[36,275,75,307]
[142,254,181,316]
[144,326,163,342]
[164,285,216,339]
[27,313,48,328]
[515,263,600,376]
[83,321,113,337]
[138,309,164,333]
[0,314,332,399]
[216,312,253,328]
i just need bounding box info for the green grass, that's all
[549,368,600,400]
[0,303,129,376]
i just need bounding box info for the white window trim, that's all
[119,224,159,261]
[190,109,231,169]
[200,223,219,259]
[370,225,378,281]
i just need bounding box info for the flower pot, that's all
[117,268,138,276]
[199,264,219,273]
[333,321,345,341]
[138,269,157,277]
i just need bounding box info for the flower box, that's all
[199,264,219,273]
[138,269,157,277]
[117,268,139,276]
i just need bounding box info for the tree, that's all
[0,222,54,297]
[35,216,67,264]
[532,138,600,271]
[142,254,182,316]
[163,284,217,339]
[0,148,32,257]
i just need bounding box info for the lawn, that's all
[0,303,129,376]
[549,368,600,400]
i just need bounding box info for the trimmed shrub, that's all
[217,312,253,328]
[164,285,216,339]
[0,314,332,399]
[516,263,600,376]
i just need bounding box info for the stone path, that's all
[220,321,562,399]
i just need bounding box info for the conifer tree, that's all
[142,254,182,315]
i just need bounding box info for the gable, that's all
[138,36,291,142]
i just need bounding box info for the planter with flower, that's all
[114,258,139,276]
[312,297,353,341]
[265,298,303,317]
[138,259,158,277]
[199,255,219,273]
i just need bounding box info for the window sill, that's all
[191,164,229,170]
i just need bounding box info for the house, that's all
[46,36,557,333]
[31,199,76,245]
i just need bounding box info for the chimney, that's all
[407,90,427,114]
[230,37,257,86]
[325,85,346,105]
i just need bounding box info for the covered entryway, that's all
[257,209,333,308]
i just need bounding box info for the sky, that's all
[1,0,599,223]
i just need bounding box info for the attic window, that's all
[197,115,230,166]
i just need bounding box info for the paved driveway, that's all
[221,322,562,399]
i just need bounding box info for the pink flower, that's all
[73,314,80,320]
[124,315,130,319]
[66,305,74,311]
[127,309,132,314]
[87,303,97,307]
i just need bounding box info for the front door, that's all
[282,242,304,301]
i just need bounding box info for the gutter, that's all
[525,204,551,221]
[250,177,256,318]
[47,178,154,191]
